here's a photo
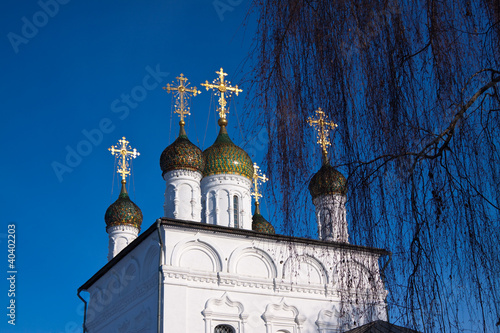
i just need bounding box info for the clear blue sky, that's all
[0,1,261,332]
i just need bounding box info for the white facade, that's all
[163,169,203,222]
[106,225,140,261]
[201,174,253,230]
[313,194,349,243]
[82,220,388,333]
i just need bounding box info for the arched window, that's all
[214,324,235,333]
[233,195,239,228]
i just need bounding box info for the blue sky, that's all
[0,1,261,331]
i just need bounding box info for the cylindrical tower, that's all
[160,73,204,221]
[309,163,348,242]
[200,68,253,229]
[105,136,142,261]
[160,121,204,221]
[308,108,349,243]
[105,180,143,261]
[202,118,254,229]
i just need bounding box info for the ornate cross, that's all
[308,108,338,164]
[251,163,268,204]
[163,73,200,124]
[108,137,140,182]
[201,68,242,119]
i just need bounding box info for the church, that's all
[77,69,415,333]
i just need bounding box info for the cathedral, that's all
[77,69,414,333]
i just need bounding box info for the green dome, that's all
[203,125,254,179]
[160,128,204,176]
[308,163,347,199]
[105,183,143,230]
[252,204,275,234]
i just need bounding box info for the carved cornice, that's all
[107,225,140,234]
[313,193,346,206]
[219,272,275,290]
[164,169,203,181]
[202,174,252,188]
[163,267,219,285]
[161,267,336,296]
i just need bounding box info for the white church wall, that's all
[160,223,388,333]
[85,234,159,333]
[82,221,387,333]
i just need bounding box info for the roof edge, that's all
[78,218,390,292]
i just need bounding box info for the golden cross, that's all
[251,163,268,204]
[108,137,140,182]
[201,68,242,119]
[307,108,338,164]
[163,73,201,124]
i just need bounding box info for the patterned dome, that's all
[160,127,204,176]
[252,204,275,234]
[308,162,347,199]
[203,124,253,179]
[105,183,143,230]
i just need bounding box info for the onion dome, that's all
[308,162,347,199]
[252,203,275,234]
[203,118,254,179]
[105,181,143,230]
[160,123,204,176]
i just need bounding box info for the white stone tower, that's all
[200,68,254,229]
[160,74,204,221]
[105,137,143,261]
[308,108,349,243]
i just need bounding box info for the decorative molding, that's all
[218,272,275,290]
[163,266,219,285]
[202,174,252,188]
[316,304,342,333]
[203,293,248,333]
[262,298,305,333]
[107,225,140,233]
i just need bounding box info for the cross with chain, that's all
[251,163,268,204]
[108,137,140,182]
[163,73,200,124]
[201,68,242,119]
[308,108,338,164]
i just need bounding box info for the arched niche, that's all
[282,255,328,285]
[228,245,277,279]
[171,238,224,272]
